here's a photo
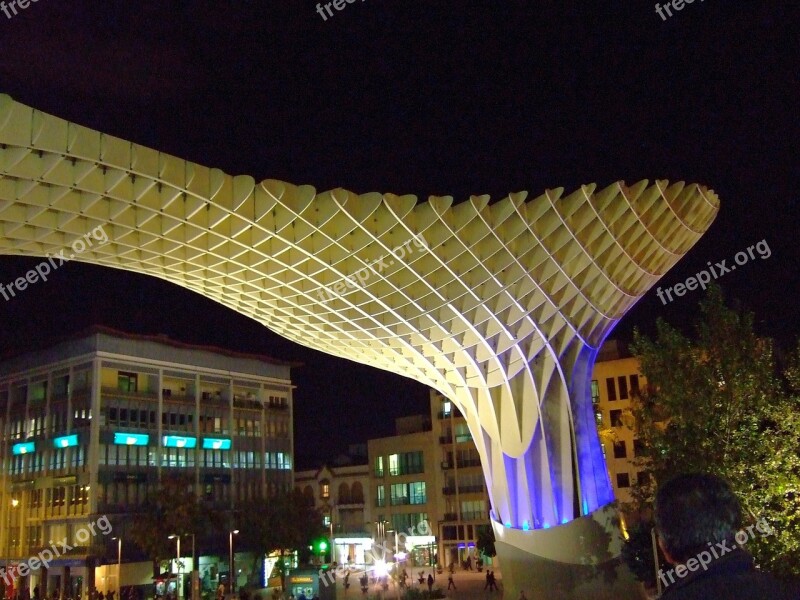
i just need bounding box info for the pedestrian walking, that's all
[483,571,491,590]
[426,574,433,594]
[447,575,456,591]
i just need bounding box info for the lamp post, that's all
[111,537,121,600]
[168,535,181,599]
[229,530,239,595]
[188,534,197,600]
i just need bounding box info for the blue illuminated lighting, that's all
[113,432,149,446]
[12,442,35,455]
[543,522,550,529]
[561,518,569,524]
[583,500,589,516]
[53,434,78,448]
[163,435,197,449]
[522,520,530,531]
[504,522,512,528]
[202,437,232,450]
[457,543,465,549]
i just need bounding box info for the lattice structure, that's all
[0,95,719,530]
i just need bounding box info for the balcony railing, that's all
[458,484,485,494]
[442,512,458,521]
[442,486,456,496]
[461,511,488,521]
[101,386,157,399]
[456,459,482,468]
[439,435,453,444]
[441,461,452,470]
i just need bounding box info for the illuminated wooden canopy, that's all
[0,94,719,530]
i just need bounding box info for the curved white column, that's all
[0,95,719,598]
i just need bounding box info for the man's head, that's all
[654,472,742,564]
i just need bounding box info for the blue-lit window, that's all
[409,481,427,505]
[53,434,78,448]
[113,432,149,446]
[202,437,231,450]
[12,442,35,455]
[163,435,197,448]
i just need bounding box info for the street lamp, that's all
[188,534,197,600]
[229,530,239,595]
[168,535,181,599]
[111,537,122,600]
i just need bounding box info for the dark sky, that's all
[0,2,798,469]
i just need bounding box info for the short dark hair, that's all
[654,473,742,563]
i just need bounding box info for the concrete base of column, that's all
[492,503,646,600]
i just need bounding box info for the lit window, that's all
[321,482,330,499]
[389,454,399,476]
[323,514,331,526]
[443,401,451,416]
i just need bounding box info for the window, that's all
[454,423,472,443]
[630,374,640,395]
[389,454,400,476]
[610,409,623,427]
[618,376,629,400]
[409,481,426,505]
[118,372,138,393]
[613,441,627,459]
[375,456,384,477]
[591,380,600,404]
[633,439,645,457]
[616,473,630,488]
[442,401,451,416]
[401,451,424,474]
[323,514,331,526]
[606,378,617,401]
[321,482,330,499]
[390,483,408,506]
[376,485,385,507]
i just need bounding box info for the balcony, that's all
[456,459,482,468]
[439,435,453,444]
[461,511,488,521]
[442,512,458,521]
[442,486,456,496]
[458,484,485,494]
[102,386,157,400]
[441,461,452,470]
[233,397,262,410]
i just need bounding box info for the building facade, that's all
[0,327,295,599]
[294,461,372,566]
[591,340,647,513]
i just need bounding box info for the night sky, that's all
[0,2,798,469]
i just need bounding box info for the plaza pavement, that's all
[335,568,505,600]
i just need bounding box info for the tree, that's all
[626,285,800,577]
[475,525,496,559]
[237,489,325,589]
[128,476,222,577]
